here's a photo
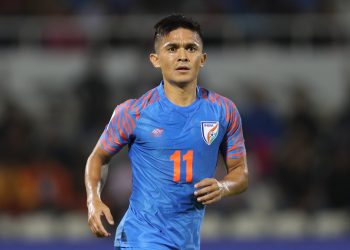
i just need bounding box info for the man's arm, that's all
[85,143,115,237]
[194,156,248,205]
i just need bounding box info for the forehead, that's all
[159,28,202,46]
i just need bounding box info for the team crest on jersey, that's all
[201,121,219,145]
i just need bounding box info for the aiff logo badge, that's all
[201,121,219,145]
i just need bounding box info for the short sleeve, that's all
[220,101,246,159]
[98,100,136,154]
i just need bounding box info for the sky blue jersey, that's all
[99,82,246,250]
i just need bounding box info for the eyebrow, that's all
[162,42,200,49]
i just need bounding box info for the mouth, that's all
[176,66,190,72]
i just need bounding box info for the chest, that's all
[133,103,226,150]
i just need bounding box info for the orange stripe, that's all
[147,90,152,101]
[121,118,128,139]
[227,152,244,158]
[106,144,113,151]
[136,106,140,120]
[141,96,146,110]
[209,95,215,103]
[106,134,114,146]
[146,91,152,103]
[123,111,131,134]
[227,142,238,152]
[130,99,138,111]
[113,135,122,146]
[126,118,132,135]
[149,92,155,105]
[101,137,107,149]
[124,101,129,111]
[216,95,221,105]
[225,102,230,122]
[227,120,237,136]
[129,114,135,128]
[141,91,151,110]
[117,116,127,141]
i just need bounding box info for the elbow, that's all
[240,168,249,193]
[86,153,95,166]
[86,149,110,167]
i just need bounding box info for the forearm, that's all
[85,145,115,237]
[219,157,248,197]
[85,155,102,203]
[85,149,110,204]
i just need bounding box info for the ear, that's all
[200,53,207,68]
[149,53,161,68]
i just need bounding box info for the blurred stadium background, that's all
[0,0,350,249]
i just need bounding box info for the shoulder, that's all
[112,86,160,120]
[199,87,240,124]
[199,87,237,110]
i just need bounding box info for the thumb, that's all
[103,208,115,225]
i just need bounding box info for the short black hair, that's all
[153,14,203,49]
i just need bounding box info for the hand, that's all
[194,178,224,205]
[87,198,114,237]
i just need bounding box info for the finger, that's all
[197,190,221,203]
[96,223,110,237]
[90,220,106,237]
[89,223,97,234]
[194,184,218,196]
[92,214,110,237]
[103,208,115,225]
[89,209,110,237]
[90,221,102,236]
[202,195,221,205]
[96,232,106,238]
[88,218,98,234]
[89,218,100,234]
[194,178,215,188]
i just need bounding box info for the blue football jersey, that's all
[99,82,246,249]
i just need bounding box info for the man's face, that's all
[150,28,207,86]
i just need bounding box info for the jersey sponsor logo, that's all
[201,121,219,145]
[151,128,164,137]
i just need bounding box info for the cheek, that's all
[192,56,203,67]
[160,56,175,69]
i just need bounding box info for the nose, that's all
[177,48,188,62]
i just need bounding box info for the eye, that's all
[187,46,197,52]
[167,47,176,52]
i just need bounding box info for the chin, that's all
[170,76,195,86]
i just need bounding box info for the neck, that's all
[163,80,197,107]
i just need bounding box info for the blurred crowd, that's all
[0,0,347,49]
[0,0,336,16]
[242,82,350,211]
